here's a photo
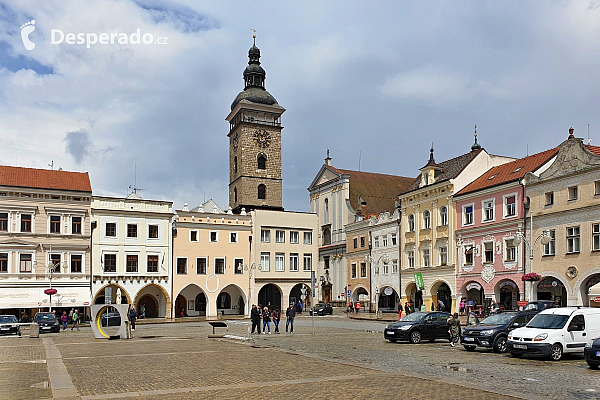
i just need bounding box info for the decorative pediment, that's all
[308,165,343,190]
[0,239,38,248]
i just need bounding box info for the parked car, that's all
[34,312,60,333]
[0,315,21,336]
[101,312,121,327]
[309,303,333,316]
[507,307,600,361]
[384,311,451,344]
[461,311,537,353]
[584,337,600,369]
[522,301,556,312]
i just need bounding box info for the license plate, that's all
[463,337,474,342]
[42,327,51,330]
[513,344,527,350]
[386,331,395,335]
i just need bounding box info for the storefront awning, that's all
[589,282,600,297]
[0,286,91,308]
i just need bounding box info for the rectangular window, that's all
[176,258,187,274]
[50,215,61,233]
[106,222,116,237]
[126,255,138,273]
[230,232,238,243]
[215,258,225,274]
[290,231,299,244]
[568,186,578,201]
[391,233,397,246]
[303,254,312,271]
[505,195,516,217]
[304,232,312,244]
[289,254,299,271]
[275,253,285,271]
[505,239,516,262]
[392,259,398,273]
[261,229,270,243]
[383,235,388,247]
[260,252,270,272]
[234,258,244,274]
[0,253,7,273]
[423,249,430,267]
[544,230,556,256]
[148,225,159,239]
[190,230,198,242]
[210,231,218,243]
[465,247,473,266]
[483,200,494,221]
[408,251,415,268]
[127,224,137,238]
[0,213,7,231]
[276,230,285,243]
[71,255,82,273]
[21,214,31,232]
[72,216,82,234]
[440,208,448,226]
[360,237,365,247]
[353,238,358,249]
[20,254,32,273]
[484,242,494,263]
[50,254,61,273]
[196,257,207,274]
[351,263,357,278]
[147,255,159,273]
[104,254,116,273]
[593,224,600,251]
[374,236,380,248]
[567,226,580,253]
[595,181,600,196]
[463,205,473,225]
[545,192,554,205]
[439,247,447,266]
[360,262,367,277]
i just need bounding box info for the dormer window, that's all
[424,172,430,185]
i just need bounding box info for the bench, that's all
[208,321,228,337]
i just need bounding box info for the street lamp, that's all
[245,263,257,315]
[513,229,551,302]
[45,261,61,312]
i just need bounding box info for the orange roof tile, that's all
[0,166,92,192]
[456,148,558,196]
[585,144,600,156]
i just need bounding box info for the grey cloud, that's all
[134,0,220,33]
[64,130,92,164]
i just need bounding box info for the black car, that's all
[0,315,21,336]
[384,311,451,344]
[584,337,600,369]
[309,303,333,316]
[34,312,60,333]
[461,311,537,353]
[523,301,556,312]
[101,312,121,327]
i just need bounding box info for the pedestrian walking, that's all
[250,304,261,334]
[68,308,74,325]
[398,301,403,320]
[128,305,137,331]
[356,301,361,313]
[349,301,354,313]
[272,307,281,333]
[140,304,146,319]
[404,302,411,316]
[70,309,80,331]
[61,311,68,330]
[297,300,303,314]
[459,299,466,316]
[285,303,296,333]
[262,307,272,334]
[447,312,461,347]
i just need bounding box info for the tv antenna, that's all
[128,163,145,196]
[588,124,592,145]
[48,160,54,170]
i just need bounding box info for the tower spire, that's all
[471,124,482,151]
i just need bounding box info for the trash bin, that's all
[29,322,39,338]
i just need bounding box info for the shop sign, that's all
[414,273,425,291]
[517,301,528,307]
[593,296,600,303]
[499,280,517,290]
[384,287,393,296]
[466,282,482,292]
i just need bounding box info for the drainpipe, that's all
[89,219,97,322]
[521,181,528,303]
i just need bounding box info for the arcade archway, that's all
[258,284,282,311]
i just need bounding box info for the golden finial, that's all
[251,29,257,45]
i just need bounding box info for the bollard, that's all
[29,322,39,338]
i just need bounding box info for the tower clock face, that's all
[232,132,239,151]
[253,129,272,148]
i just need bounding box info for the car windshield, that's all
[400,312,426,322]
[527,314,569,329]
[479,313,516,325]
[35,314,55,321]
[0,316,17,323]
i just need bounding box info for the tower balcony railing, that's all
[230,116,281,131]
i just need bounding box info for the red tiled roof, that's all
[585,144,600,156]
[456,148,558,196]
[331,168,413,216]
[0,166,92,192]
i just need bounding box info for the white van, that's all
[507,307,600,361]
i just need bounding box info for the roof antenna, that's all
[588,123,592,145]
[48,160,54,170]
[128,162,145,196]
[526,144,528,157]
[358,150,361,172]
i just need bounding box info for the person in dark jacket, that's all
[128,305,137,331]
[262,307,272,334]
[272,307,281,334]
[285,303,296,333]
[250,304,261,334]
[447,312,461,347]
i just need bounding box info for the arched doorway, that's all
[406,282,423,311]
[138,295,158,318]
[94,284,129,305]
[258,284,281,311]
[290,283,311,310]
[175,295,186,317]
[583,274,600,306]
[195,293,207,316]
[378,286,398,312]
[463,281,484,306]
[434,282,452,312]
[537,276,567,306]
[497,279,519,310]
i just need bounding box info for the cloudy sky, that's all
[1,1,600,212]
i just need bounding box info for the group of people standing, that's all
[347,301,361,313]
[251,303,296,334]
[61,308,81,331]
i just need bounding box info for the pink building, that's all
[454,149,558,312]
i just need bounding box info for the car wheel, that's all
[549,343,563,361]
[493,336,508,353]
[510,352,522,358]
[388,339,398,343]
[463,345,476,351]
[587,361,600,370]
[409,330,422,344]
